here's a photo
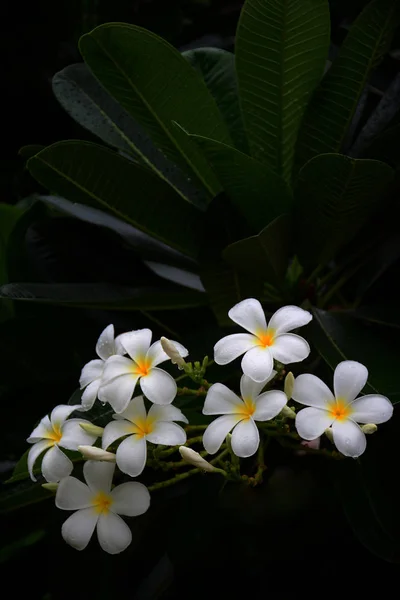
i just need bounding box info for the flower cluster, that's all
[25,299,393,554]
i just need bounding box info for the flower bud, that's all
[79,422,104,437]
[179,446,217,472]
[301,437,320,450]
[160,337,186,369]
[78,445,116,462]
[280,405,296,419]
[361,423,378,435]
[42,482,59,492]
[284,372,295,400]
[324,427,334,442]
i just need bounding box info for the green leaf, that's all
[0,282,207,310]
[6,448,81,484]
[222,215,291,286]
[0,530,46,563]
[311,307,400,403]
[79,23,233,198]
[191,136,293,231]
[296,0,400,167]
[353,306,400,330]
[18,145,45,159]
[295,154,394,267]
[52,63,205,206]
[27,141,202,258]
[362,122,400,169]
[0,480,54,513]
[353,234,400,302]
[235,0,330,182]
[183,48,248,153]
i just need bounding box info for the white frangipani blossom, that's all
[27,405,97,482]
[56,461,150,554]
[202,372,287,458]
[79,324,126,411]
[293,360,393,458]
[102,396,188,477]
[98,329,188,412]
[214,299,312,382]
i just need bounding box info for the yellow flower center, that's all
[256,329,275,348]
[132,416,155,438]
[48,424,62,443]
[131,356,151,377]
[92,491,113,515]
[328,398,352,421]
[235,398,256,420]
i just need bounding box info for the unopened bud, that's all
[179,446,217,472]
[42,482,58,492]
[79,422,104,437]
[161,337,186,369]
[324,427,334,442]
[284,372,295,400]
[280,405,296,419]
[361,423,378,435]
[78,445,116,462]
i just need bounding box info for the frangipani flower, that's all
[79,324,125,410]
[214,299,312,382]
[202,373,287,457]
[98,329,188,412]
[293,361,394,458]
[102,395,188,477]
[27,405,97,482]
[56,461,150,554]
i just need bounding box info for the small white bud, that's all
[179,446,217,472]
[79,422,104,437]
[42,482,59,492]
[280,405,296,419]
[324,427,334,442]
[284,372,295,400]
[160,337,186,369]
[78,445,116,462]
[361,423,378,435]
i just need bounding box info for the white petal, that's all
[118,395,147,424]
[97,512,132,554]
[270,333,310,364]
[27,415,52,443]
[146,339,189,367]
[350,394,393,424]
[59,419,98,450]
[118,329,152,361]
[62,508,99,551]
[228,298,267,335]
[51,404,81,428]
[56,476,93,509]
[146,421,187,446]
[84,460,115,493]
[240,372,277,400]
[96,324,116,361]
[241,346,274,383]
[27,439,52,481]
[214,333,258,365]
[292,374,335,408]
[79,359,104,389]
[140,368,176,405]
[253,390,288,421]
[332,419,367,458]
[295,407,334,440]
[147,403,188,424]
[202,414,242,454]
[81,379,101,410]
[111,482,150,516]
[203,383,241,415]
[116,435,147,477]
[268,305,312,335]
[41,445,73,482]
[102,355,136,381]
[102,420,134,450]
[114,333,127,355]
[98,373,139,414]
[333,361,368,402]
[231,418,259,458]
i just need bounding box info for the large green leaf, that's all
[295,154,394,268]
[235,0,330,182]
[191,136,292,231]
[296,0,400,167]
[222,215,291,286]
[52,63,205,206]
[183,48,248,154]
[27,141,202,258]
[311,308,400,403]
[79,23,233,198]
[0,282,206,310]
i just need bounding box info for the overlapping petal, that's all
[228,298,267,335]
[84,460,115,493]
[253,390,287,421]
[79,359,104,389]
[332,419,366,458]
[140,368,176,405]
[271,334,310,364]
[28,439,53,481]
[61,508,99,551]
[146,339,188,367]
[96,324,117,361]
[333,361,368,403]
[117,395,147,423]
[350,394,393,424]
[119,329,152,362]
[59,419,97,450]
[98,373,139,414]
[241,346,273,383]
[292,374,335,408]
[202,414,242,454]
[97,512,132,555]
[295,407,334,440]
[81,380,102,411]
[240,373,276,400]
[102,420,135,450]
[27,416,53,443]
[41,445,73,482]
[231,418,259,457]
[214,333,257,365]
[203,383,241,415]
[56,476,93,510]
[110,482,150,517]
[146,421,186,446]
[116,435,147,477]
[147,403,188,424]
[268,305,312,335]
